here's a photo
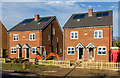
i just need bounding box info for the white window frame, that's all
[11,47,16,54]
[98,46,107,55]
[94,30,103,38]
[70,31,78,39]
[29,33,35,41]
[67,47,75,55]
[32,47,38,54]
[13,34,19,41]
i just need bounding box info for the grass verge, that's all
[2,63,59,71]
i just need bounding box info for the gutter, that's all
[64,29,65,60]
[109,25,111,62]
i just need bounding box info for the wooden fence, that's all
[38,60,70,67]
[0,58,5,63]
[77,61,120,70]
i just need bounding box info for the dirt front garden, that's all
[2,63,120,78]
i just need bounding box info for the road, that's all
[1,69,120,78]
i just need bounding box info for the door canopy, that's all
[86,43,96,48]
[76,42,85,48]
[16,44,22,49]
[22,44,31,49]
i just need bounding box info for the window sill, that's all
[67,54,75,55]
[98,54,106,55]
[11,53,16,54]
[13,40,19,41]
[30,40,35,41]
[70,38,78,39]
[94,37,103,39]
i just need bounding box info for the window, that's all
[11,47,16,54]
[94,30,103,38]
[60,48,62,53]
[67,47,75,55]
[57,37,58,42]
[71,31,78,39]
[97,17,102,20]
[32,47,38,54]
[98,46,106,55]
[52,28,55,35]
[48,35,50,41]
[77,19,80,22]
[13,34,19,41]
[30,33,35,40]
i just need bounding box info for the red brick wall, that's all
[0,22,7,57]
[8,31,42,58]
[42,19,63,57]
[8,18,63,59]
[63,26,113,61]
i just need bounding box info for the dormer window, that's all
[38,22,41,25]
[97,17,102,20]
[77,19,80,22]
[22,23,26,26]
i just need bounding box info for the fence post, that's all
[4,58,6,63]
[23,63,25,69]
[101,62,103,69]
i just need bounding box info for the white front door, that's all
[88,48,94,61]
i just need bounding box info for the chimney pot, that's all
[88,8,93,16]
[34,14,39,21]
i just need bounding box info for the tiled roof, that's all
[9,16,55,32]
[63,10,113,29]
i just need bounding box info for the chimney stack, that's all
[34,14,39,21]
[88,8,93,16]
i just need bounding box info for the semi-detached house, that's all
[63,8,113,62]
[8,14,63,59]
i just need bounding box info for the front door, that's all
[26,48,29,58]
[19,48,22,58]
[78,48,83,60]
[89,48,94,60]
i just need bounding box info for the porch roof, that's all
[76,42,85,48]
[86,43,96,48]
[22,44,31,49]
[16,44,22,48]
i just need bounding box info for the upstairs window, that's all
[57,37,58,42]
[60,48,62,53]
[94,30,103,38]
[13,34,19,41]
[11,47,16,54]
[48,35,50,41]
[71,31,78,39]
[32,47,38,54]
[98,46,106,55]
[30,33,35,40]
[67,47,75,55]
[52,28,55,35]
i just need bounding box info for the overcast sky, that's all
[1,0,119,37]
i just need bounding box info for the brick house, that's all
[63,8,113,62]
[8,14,63,59]
[0,21,8,58]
